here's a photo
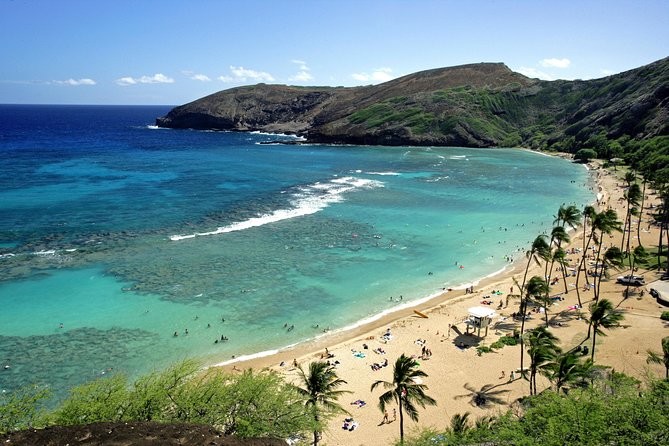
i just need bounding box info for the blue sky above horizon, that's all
[1,0,667,105]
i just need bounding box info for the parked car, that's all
[616,275,645,286]
[650,288,659,299]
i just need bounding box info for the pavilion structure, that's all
[464,306,496,337]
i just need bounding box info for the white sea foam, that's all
[212,343,299,367]
[365,171,401,176]
[33,250,56,256]
[250,131,306,140]
[170,176,384,241]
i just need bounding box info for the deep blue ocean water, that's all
[0,104,595,401]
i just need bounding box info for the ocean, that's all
[0,104,594,401]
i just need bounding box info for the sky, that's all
[1,0,667,105]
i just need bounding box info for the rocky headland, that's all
[156,58,668,149]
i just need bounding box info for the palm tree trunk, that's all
[575,229,595,307]
[637,179,646,246]
[399,401,404,443]
[591,325,598,362]
[593,230,606,303]
[620,195,631,254]
[518,260,533,375]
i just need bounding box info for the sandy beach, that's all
[221,157,668,446]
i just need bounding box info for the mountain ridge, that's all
[156,58,668,150]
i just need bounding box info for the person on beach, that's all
[382,410,389,424]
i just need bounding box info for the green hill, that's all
[157,58,668,151]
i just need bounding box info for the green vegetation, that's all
[401,376,669,446]
[661,311,669,321]
[1,360,315,439]
[477,334,518,355]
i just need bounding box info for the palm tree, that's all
[636,172,648,245]
[646,336,669,379]
[526,326,561,395]
[587,299,624,362]
[620,173,640,254]
[593,246,624,304]
[546,226,570,295]
[555,204,582,233]
[624,245,647,298]
[552,247,570,296]
[296,361,350,446]
[370,354,436,443]
[543,352,596,393]
[449,412,471,436]
[517,236,550,373]
[550,205,580,295]
[520,276,549,374]
[575,205,597,307]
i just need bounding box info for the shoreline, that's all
[206,153,667,445]
[212,260,525,371]
[211,152,594,372]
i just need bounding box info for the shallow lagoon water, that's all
[0,105,594,401]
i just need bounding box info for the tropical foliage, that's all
[401,375,669,446]
[371,354,437,443]
[587,299,624,362]
[295,361,350,446]
[3,360,315,439]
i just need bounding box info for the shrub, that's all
[661,311,669,321]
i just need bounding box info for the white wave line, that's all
[170,177,383,241]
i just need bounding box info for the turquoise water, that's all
[0,105,595,401]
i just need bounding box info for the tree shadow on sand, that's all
[455,382,511,408]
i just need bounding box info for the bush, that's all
[661,311,669,321]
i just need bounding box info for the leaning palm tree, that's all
[371,354,436,443]
[591,210,623,302]
[575,205,597,307]
[519,275,549,375]
[517,236,550,373]
[646,336,669,379]
[296,361,350,446]
[587,299,624,363]
[620,174,641,254]
[621,245,647,299]
[592,246,625,304]
[552,247,571,296]
[526,326,561,395]
[545,226,570,295]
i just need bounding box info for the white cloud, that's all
[288,59,313,83]
[191,73,211,82]
[516,66,554,81]
[291,59,309,71]
[54,78,96,86]
[182,71,211,82]
[351,67,394,83]
[218,66,275,83]
[540,58,571,69]
[289,70,314,82]
[115,73,175,86]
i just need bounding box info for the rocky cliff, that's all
[156,58,669,149]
